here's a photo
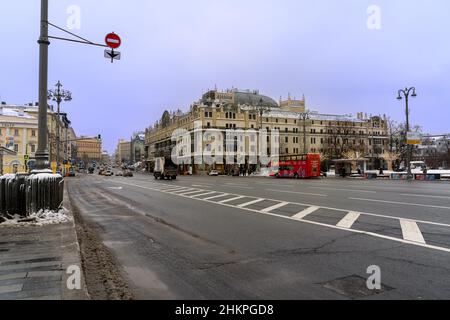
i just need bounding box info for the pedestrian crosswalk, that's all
[111,179,450,253]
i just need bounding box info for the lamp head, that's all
[411,89,417,97]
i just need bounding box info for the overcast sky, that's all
[1,1,449,153]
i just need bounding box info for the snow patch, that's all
[0,208,71,227]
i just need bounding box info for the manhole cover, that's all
[322,275,393,299]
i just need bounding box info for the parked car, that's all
[88,167,94,174]
[68,168,76,177]
[209,170,219,176]
[104,170,113,176]
[116,171,123,176]
[123,170,133,177]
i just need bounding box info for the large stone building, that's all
[144,89,390,174]
[115,139,131,164]
[0,102,75,173]
[130,132,145,164]
[75,137,102,163]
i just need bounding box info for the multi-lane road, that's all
[67,173,450,299]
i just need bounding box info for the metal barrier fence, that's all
[0,171,64,218]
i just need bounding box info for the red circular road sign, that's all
[105,33,121,49]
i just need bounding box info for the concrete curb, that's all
[60,182,90,300]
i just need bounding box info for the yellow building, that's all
[115,139,131,164]
[0,103,76,173]
[75,137,102,163]
[144,89,390,174]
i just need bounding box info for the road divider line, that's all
[336,211,361,229]
[219,196,245,204]
[349,197,450,210]
[266,189,327,197]
[261,202,289,213]
[400,193,450,200]
[309,187,376,194]
[203,193,230,201]
[237,198,265,208]
[400,220,426,244]
[292,206,320,220]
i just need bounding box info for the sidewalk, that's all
[0,187,88,300]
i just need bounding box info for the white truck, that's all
[154,157,178,180]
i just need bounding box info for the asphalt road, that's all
[66,173,450,299]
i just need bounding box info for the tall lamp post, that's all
[397,87,417,179]
[48,81,72,166]
[300,111,310,154]
[35,0,50,170]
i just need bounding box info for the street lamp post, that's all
[35,0,50,170]
[397,87,417,180]
[300,112,310,154]
[48,81,72,166]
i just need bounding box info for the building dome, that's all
[233,90,279,108]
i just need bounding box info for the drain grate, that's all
[322,275,393,299]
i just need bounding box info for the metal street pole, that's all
[35,0,50,170]
[397,87,417,180]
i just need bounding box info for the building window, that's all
[31,130,36,137]
[14,144,19,152]
[285,148,289,154]
[31,144,36,153]
[207,122,211,128]
[285,137,288,143]
[14,129,19,136]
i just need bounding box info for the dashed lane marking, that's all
[237,198,265,208]
[260,202,289,213]
[292,206,320,220]
[336,212,361,229]
[219,196,245,204]
[111,180,450,253]
[400,220,426,244]
[190,191,216,198]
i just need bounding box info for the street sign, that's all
[105,33,121,49]
[407,132,422,145]
[104,49,121,63]
[24,154,29,161]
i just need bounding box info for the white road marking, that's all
[203,193,230,201]
[400,193,450,200]
[292,206,320,220]
[180,190,207,196]
[157,186,186,191]
[170,188,196,194]
[309,187,376,194]
[192,184,213,188]
[266,189,327,197]
[349,197,450,210]
[108,187,123,190]
[190,191,216,198]
[261,202,289,213]
[237,198,265,208]
[400,220,426,244]
[110,180,450,253]
[219,196,245,204]
[336,212,361,229]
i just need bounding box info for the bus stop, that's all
[332,158,370,177]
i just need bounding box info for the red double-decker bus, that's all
[270,154,321,179]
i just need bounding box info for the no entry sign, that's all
[105,33,121,49]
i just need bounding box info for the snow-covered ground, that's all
[0,208,71,227]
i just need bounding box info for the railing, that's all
[0,171,64,219]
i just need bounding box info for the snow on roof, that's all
[0,106,35,119]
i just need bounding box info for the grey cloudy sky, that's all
[1,1,449,153]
